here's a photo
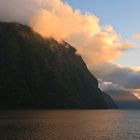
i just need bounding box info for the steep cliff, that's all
[0,22,117,109]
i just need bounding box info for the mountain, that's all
[107,91,140,109]
[0,22,117,109]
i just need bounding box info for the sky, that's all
[0,0,140,99]
[64,0,140,67]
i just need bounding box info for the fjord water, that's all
[0,110,140,140]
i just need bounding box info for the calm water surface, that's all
[0,110,140,140]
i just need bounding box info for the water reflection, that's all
[0,110,140,140]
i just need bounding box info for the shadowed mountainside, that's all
[0,22,117,109]
[107,91,140,109]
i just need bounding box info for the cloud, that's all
[93,62,140,90]
[0,0,42,23]
[132,89,140,99]
[132,33,140,39]
[0,0,133,67]
[131,66,140,72]
[30,0,133,66]
[99,79,128,93]
[90,58,140,100]
[30,6,100,40]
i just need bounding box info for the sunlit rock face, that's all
[0,22,117,109]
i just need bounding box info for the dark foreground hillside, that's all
[0,22,117,109]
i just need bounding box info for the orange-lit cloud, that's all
[30,0,133,67]
[130,66,140,72]
[132,89,140,99]
[132,33,140,39]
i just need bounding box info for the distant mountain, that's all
[0,22,117,109]
[107,91,140,109]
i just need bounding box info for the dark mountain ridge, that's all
[107,91,140,109]
[0,22,117,109]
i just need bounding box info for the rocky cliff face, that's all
[0,22,117,109]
